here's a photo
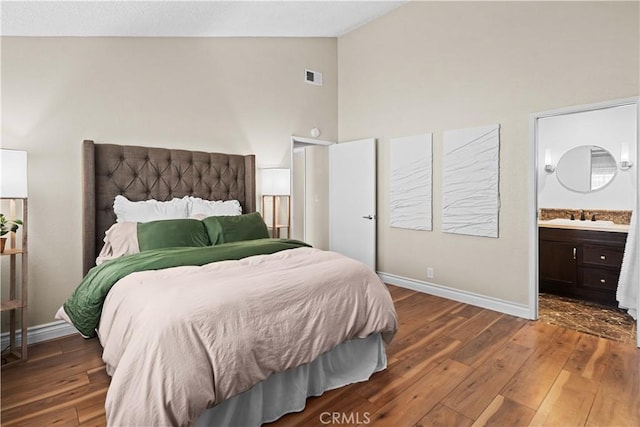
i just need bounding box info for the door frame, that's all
[528,96,639,346]
[290,136,335,243]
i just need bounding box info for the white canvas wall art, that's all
[442,124,500,238]
[389,133,432,231]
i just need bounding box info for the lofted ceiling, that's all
[1,1,408,37]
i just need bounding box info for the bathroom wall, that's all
[538,103,637,211]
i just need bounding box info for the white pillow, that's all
[113,195,190,223]
[188,197,242,217]
[96,222,140,265]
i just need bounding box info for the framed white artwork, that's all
[389,133,433,231]
[442,124,500,238]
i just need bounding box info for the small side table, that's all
[1,197,28,367]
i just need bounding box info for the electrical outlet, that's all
[427,267,434,279]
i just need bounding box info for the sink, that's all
[546,218,615,227]
[540,218,628,233]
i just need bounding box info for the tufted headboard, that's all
[82,140,256,275]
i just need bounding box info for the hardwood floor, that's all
[1,285,638,426]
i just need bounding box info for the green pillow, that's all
[203,212,270,245]
[137,219,210,252]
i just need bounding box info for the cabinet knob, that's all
[600,279,606,284]
[572,247,577,260]
[600,255,606,260]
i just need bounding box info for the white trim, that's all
[1,320,77,348]
[290,135,335,147]
[636,99,640,348]
[532,97,639,119]
[528,113,539,320]
[379,272,530,319]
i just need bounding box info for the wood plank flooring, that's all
[1,285,638,426]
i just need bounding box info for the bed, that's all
[62,140,397,426]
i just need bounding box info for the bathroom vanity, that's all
[539,221,628,306]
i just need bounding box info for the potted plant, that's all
[0,214,23,253]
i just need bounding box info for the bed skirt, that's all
[194,333,386,427]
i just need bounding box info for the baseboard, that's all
[1,320,78,348]
[378,271,532,319]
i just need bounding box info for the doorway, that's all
[290,136,334,249]
[290,136,378,270]
[530,97,639,347]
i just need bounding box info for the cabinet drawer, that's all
[579,267,620,292]
[582,245,623,268]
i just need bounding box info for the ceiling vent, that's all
[305,69,323,86]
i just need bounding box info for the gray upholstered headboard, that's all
[82,140,256,275]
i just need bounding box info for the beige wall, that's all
[338,1,639,305]
[1,37,337,327]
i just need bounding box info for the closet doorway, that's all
[530,97,639,347]
[290,136,334,250]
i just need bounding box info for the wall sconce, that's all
[260,168,291,238]
[544,149,555,173]
[618,143,633,170]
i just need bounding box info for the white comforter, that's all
[99,247,397,426]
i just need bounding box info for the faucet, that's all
[580,210,586,221]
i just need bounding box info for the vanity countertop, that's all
[538,219,629,233]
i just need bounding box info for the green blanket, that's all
[64,239,310,337]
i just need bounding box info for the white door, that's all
[329,139,376,270]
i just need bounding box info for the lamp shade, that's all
[0,149,28,198]
[261,168,290,195]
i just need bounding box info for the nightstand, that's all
[1,150,28,366]
[1,197,28,366]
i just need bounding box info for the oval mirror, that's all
[556,145,617,192]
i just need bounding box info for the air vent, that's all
[305,69,323,86]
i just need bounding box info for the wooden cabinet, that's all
[539,239,578,289]
[539,226,627,306]
[1,198,28,366]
